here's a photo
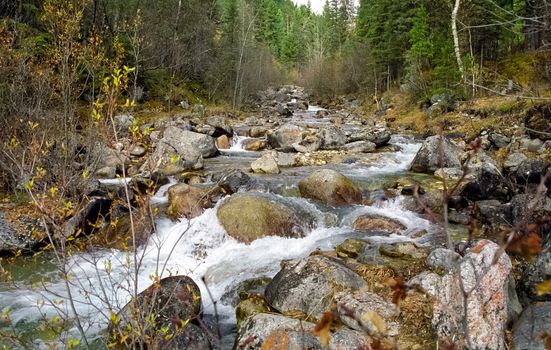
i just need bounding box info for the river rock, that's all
[215,135,231,150]
[342,141,376,153]
[234,313,330,350]
[512,302,551,350]
[265,255,367,320]
[319,126,347,150]
[518,244,551,302]
[167,127,217,158]
[251,151,280,174]
[292,134,321,153]
[141,126,205,174]
[62,196,112,238]
[167,183,212,220]
[94,143,130,176]
[206,115,232,137]
[410,136,462,173]
[510,194,551,236]
[352,214,406,234]
[153,323,211,350]
[114,114,135,135]
[240,138,265,151]
[298,169,362,206]
[217,193,315,243]
[250,126,268,138]
[488,132,511,149]
[336,239,370,259]
[0,211,45,254]
[112,276,202,346]
[267,124,305,152]
[129,144,147,157]
[503,152,528,173]
[409,240,522,349]
[513,158,548,184]
[334,290,399,336]
[475,200,511,227]
[348,127,391,147]
[460,163,513,202]
[213,169,256,194]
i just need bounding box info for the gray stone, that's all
[130,144,147,157]
[319,126,347,150]
[410,136,462,173]
[426,248,461,273]
[503,152,528,173]
[292,134,320,153]
[265,255,367,320]
[342,141,377,153]
[348,127,391,147]
[512,303,551,350]
[251,151,280,174]
[489,132,511,149]
[519,247,551,302]
[163,127,217,158]
[234,313,320,350]
[335,290,399,337]
[267,124,305,152]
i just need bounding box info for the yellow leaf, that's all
[536,280,551,296]
[362,310,387,336]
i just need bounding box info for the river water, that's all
[0,107,441,349]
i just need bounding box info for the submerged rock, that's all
[410,136,461,173]
[265,255,367,320]
[352,214,406,234]
[217,193,316,243]
[298,169,362,206]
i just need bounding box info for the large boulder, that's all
[319,126,347,150]
[234,313,373,350]
[206,115,232,137]
[347,127,391,147]
[167,183,213,220]
[164,127,217,158]
[298,169,362,206]
[112,276,205,348]
[512,302,551,350]
[410,240,522,349]
[265,255,368,320]
[267,124,305,152]
[217,193,316,243]
[460,163,513,202]
[0,210,45,254]
[410,136,462,173]
[251,151,280,174]
[141,126,205,174]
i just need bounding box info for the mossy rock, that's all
[217,193,316,243]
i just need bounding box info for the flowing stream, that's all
[0,107,440,349]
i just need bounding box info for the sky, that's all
[292,0,358,15]
[292,0,325,14]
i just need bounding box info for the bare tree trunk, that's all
[452,0,465,82]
